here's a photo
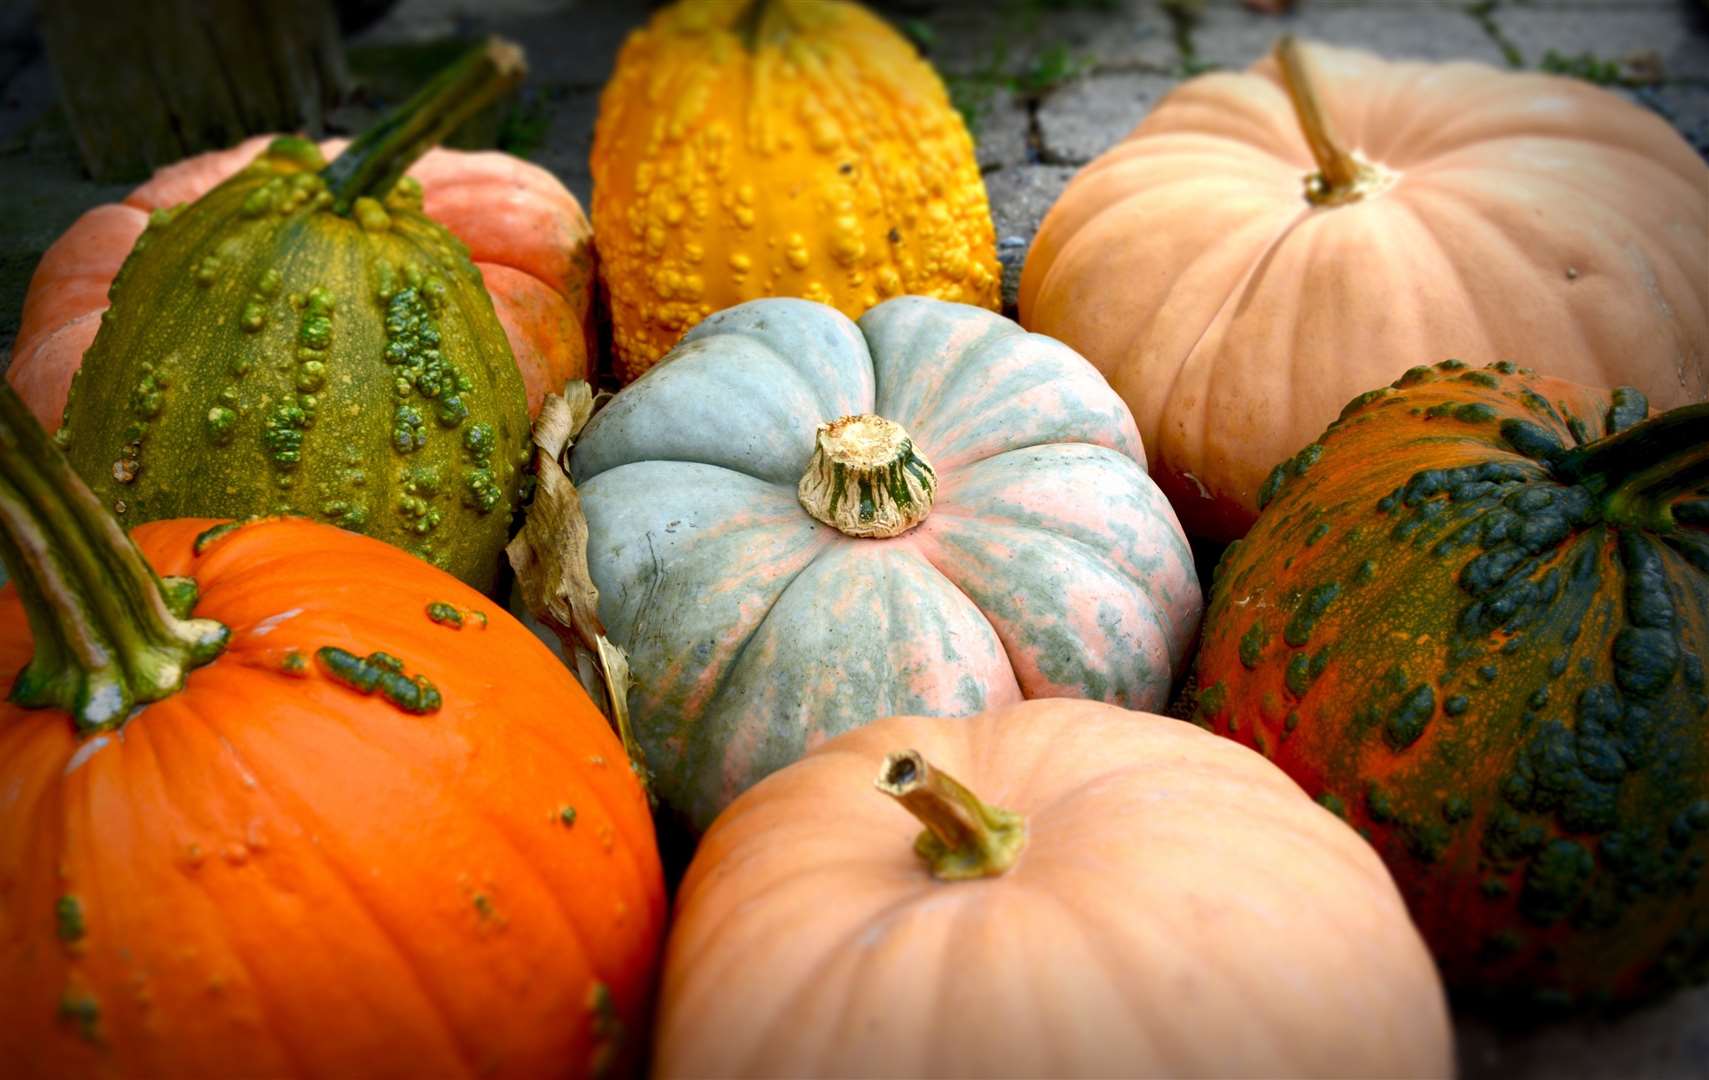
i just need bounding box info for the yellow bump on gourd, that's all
[353,197,391,232]
[591,0,1000,382]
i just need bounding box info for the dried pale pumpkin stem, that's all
[0,387,227,733]
[876,750,1027,880]
[323,36,527,213]
[798,415,937,538]
[1274,35,1390,206]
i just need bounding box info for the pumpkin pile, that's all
[3,2,1708,1074]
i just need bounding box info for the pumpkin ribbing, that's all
[571,296,1202,830]
[653,701,1453,1077]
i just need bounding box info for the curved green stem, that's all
[0,388,227,733]
[875,750,1027,880]
[736,0,793,49]
[322,36,527,214]
[1554,402,1709,531]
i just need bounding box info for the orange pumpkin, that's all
[655,699,1452,1077]
[0,387,663,1076]
[9,135,594,426]
[1020,38,1709,541]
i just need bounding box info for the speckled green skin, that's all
[1194,359,1709,1011]
[57,138,529,591]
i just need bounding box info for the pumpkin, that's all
[11,125,593,428]
[590,0,1001,382]
[654,699,1453,1077]
[26,42,541,592]
[10,136,595,428]
[0,385,666,1077]
[1019,37,1709,542]
[570,296,1201,829]
[1192,359,1709,1008]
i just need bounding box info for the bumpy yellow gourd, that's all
[591,0,1001,381]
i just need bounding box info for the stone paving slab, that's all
[528,83,601,205]
[983,162,1080,311]
[1035,70,1177,163]
[904,0,1177,76]
[1491,3,1709,81]
[972,85,1034,172]
[349,0,632,87]
[1186,0,1511,69]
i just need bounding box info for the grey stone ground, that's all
[0,0,1706,1075]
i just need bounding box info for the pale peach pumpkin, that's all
[655,699,1454,1077]
[1020,38,1709,541]
[10,135,594,425]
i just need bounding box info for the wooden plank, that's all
[37,0,349,181]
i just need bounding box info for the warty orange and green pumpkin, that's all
[590,0,1002,381]
[1193,359,1708,1009]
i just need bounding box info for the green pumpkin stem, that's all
[736,0,788,48]
[0,387,227,733]
[1274,35,1390,206]
[875,750,1027,880]
[1554,402,1709,530]
[322,36,527,214]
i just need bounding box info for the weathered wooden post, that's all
[36,0,349,181]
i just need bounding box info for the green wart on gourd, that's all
[426,601,487,629]
[315,646,443,714]
[55,40,531,591]
[55,896,85,944]
[58,991,100,1044]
